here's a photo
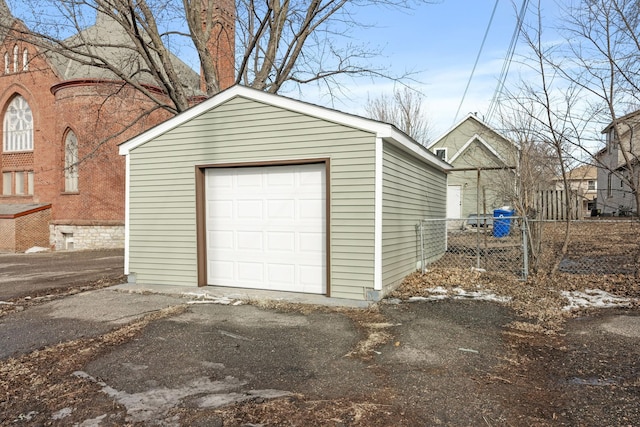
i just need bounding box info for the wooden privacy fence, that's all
[535,189,581,220]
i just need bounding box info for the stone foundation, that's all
[50,222,124,250]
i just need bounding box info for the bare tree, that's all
[498,1,589,272]
[498,0,640,273]
[364,86,432,145]
[7,0,436,116]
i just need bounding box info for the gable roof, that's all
[448,133,508,165]
[0,4,202,96]
[427,113,518,167]
[119,85,451,171]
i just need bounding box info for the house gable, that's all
[429,114,518,168]
[120,85,450,172]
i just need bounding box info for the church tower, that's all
[201,0,235,92]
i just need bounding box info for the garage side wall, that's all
[381,142,446,293]
[127,96,376,299]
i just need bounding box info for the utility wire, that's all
[453,0,500,124]
[485,0,530,123]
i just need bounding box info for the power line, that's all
[453,0,500,124]
[485,0,530,123]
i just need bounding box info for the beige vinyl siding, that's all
[381,142,446,291]
[449,146,515,218]
[128,96,376,298]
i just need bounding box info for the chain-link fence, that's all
[530,219,640,276]
[418,217,527,280]
[418,217,640,280]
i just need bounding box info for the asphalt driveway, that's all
[0,249,124,300]
[1,250,639,426]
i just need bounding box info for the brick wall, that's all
[0,217,15,251]
[0,206,51,252]
[15,206,50,251]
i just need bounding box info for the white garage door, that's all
[205,164,326,294]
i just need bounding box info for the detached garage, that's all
[119,85,450,301]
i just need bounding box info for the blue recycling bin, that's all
[493,209,514,238]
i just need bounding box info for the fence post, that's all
[522,218,529,281]
[420,220,425,274]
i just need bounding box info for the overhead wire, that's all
[485,0,530,123]
[452,0,500,124]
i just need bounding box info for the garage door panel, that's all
[209,260,234,281]
[237,200,263,219]
[206,164,326,294]
[268,264,295,285]
[237,262,264,282]
[267,199,295,219]
[267,231,295,251]
[237,231,262,250]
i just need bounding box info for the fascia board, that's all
[118,85,450,171]
[449,134,507,165]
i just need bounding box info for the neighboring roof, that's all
[427,113,518,167]
[0,203,51,219]
[119,85,451,172]
[555,165,597,181]
[427,113,515,151]
[0,0,14,42]
[42,9,201,95]
[601,109,640,133]
[448,133,509,165]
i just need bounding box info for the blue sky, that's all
[6,0,562,139]
[303,0,562,139]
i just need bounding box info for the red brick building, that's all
[0,0,234,251]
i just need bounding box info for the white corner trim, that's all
[123,154,130,275]
[449,134,507,165]
[374,136,383,291]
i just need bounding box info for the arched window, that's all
[12,45,17,72]
[64,130,79,192]
[3,52,8,74]
[3,95,34,152]
[22,48,28,71]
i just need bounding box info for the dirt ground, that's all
[1,250,639,426]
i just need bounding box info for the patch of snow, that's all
[72,371,289,426]
[182,292,242,306]
[24,246,49,253]
[410,287,511,303]
[0,301,13,305]
[51,407,73,420]
[561,289,632,311]
[76,413,107,427]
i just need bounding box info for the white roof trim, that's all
[448,134,508,165]
[118,85,450,171]
[427,113,518,153]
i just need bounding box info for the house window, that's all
[22,49,28,71]
[588,180,595,191]
[1,170,33,195]
[27,171,34,194]
[12,45,17,73]
[64,130,79,192]
[607,173,612,197]
[15,171,24,195]
[2,172,10,195]
[3,95,34,152]
[3,52,7,74]
[435,148,447,161]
